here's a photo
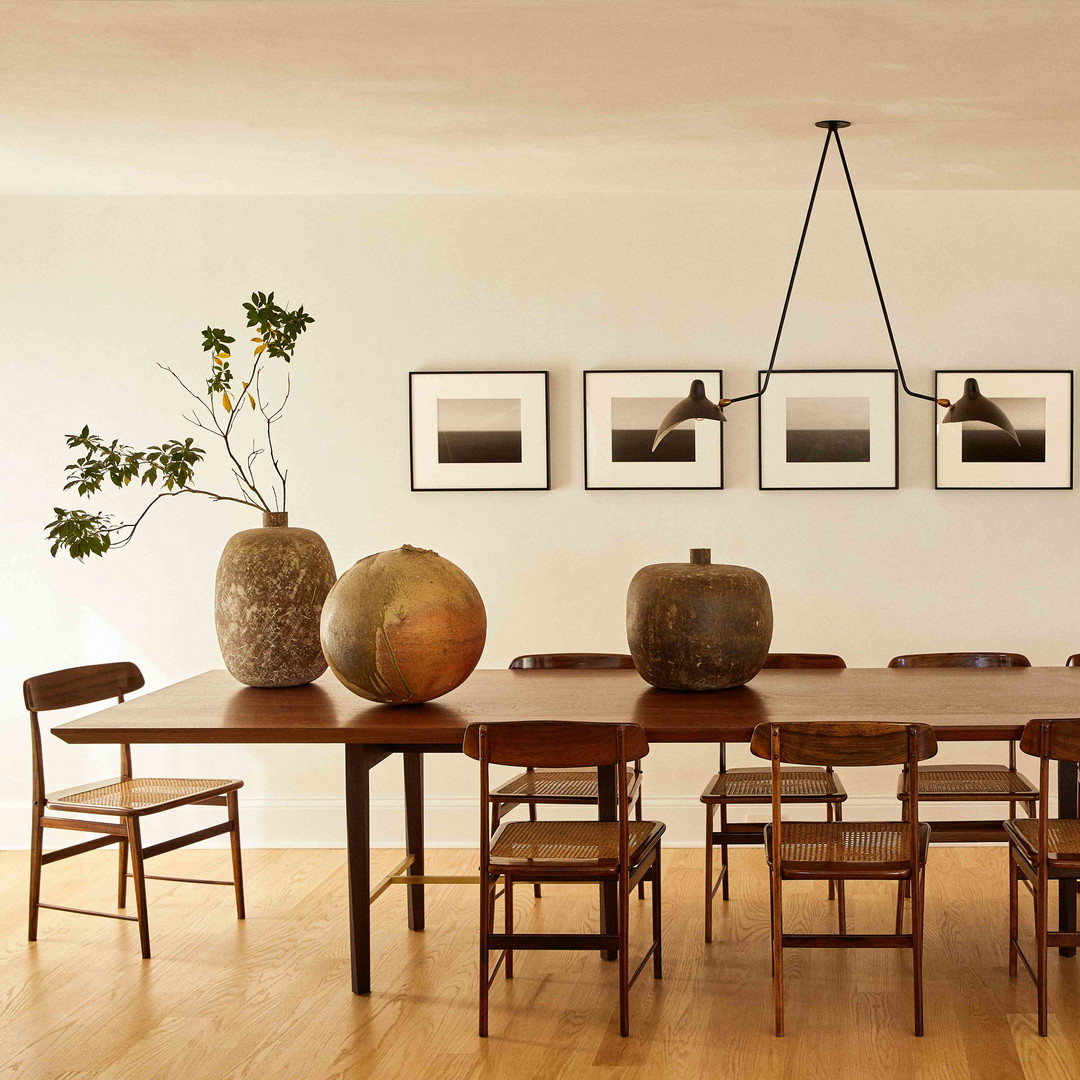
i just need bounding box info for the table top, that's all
[51,666,1080,746]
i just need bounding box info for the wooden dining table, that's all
[52,665,1080,994]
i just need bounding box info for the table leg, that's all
[597,764,618,961]
[1059,759,1078,957]
[345,744,372,994]
[404,752,425,932]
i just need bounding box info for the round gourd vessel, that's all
[320,545,487,704]
[627,548,772,691]
[215,512,337,688]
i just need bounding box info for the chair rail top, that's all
[1019,718,1080,763]
[47,666,1080,747]
[24,661,144,713]
[750,721,938,766]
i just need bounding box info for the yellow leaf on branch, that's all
[248,393,256,409]
[254,344,267,356]
[222,393,232,412]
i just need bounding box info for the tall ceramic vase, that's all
[215,512,337,688]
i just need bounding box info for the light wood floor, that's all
[2,846,1079,1079]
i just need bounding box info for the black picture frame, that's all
[582,369,725,490]
[934,369,1074,491]
[757,369,899,491]
[409,370,551,491]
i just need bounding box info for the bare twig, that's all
[108,487,264,548]
[166,358,269,509]
[256,368,290,507]
[159,364,217,423]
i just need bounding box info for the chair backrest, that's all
[508,653,635,670]
[1019,718,1080,764]
[23,662,144,805]
[463,720,648,767]
[888,652,1030,669]
[749,721,938,768]
[23,662,144,713]
[762,653,846,670]
[1066,654,1080,668]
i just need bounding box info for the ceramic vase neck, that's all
[263,511,289,528]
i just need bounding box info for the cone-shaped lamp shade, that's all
[940,378,1020,445]
[651,379,726,452]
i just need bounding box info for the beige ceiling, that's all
[3,0,1079,194]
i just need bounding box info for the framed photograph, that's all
[935,370,1073,490]
[758,369,899,490]
[583,369,724,489]
[409,371,550,491]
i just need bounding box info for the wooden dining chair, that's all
[701,653,848,942]
[464,720,664,1038]
[1005,718,1080,1036]
[495,653,645,898]
[25,662,245,958]
[888,652,1038,920]
[1066,654,1080,667]
[751,720,938,1036]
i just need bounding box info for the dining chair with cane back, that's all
[25,662,245,958]
[463,720,664,1038]
[1005,718,1080,1037]
[700,653,849,942]
[750,720,938,1037]
[494,653,645,899]
[888,653,1038,925]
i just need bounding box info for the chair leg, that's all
[834,803,846,934]
[897,800,910,919]
[705,802,715,943]
[912,867,925,1037]
[479,874,491,1038]
[652,846,663,979]
[116,836,129,909]
[27,814,44,942]
[126,817,151,959]
[635,789,646,900]
[719,803,730,902]
[227,790,245,920]
[528,803,542,900]
[771,868,784,1036]
[768,880,775,978]
[618,874,630,1038]
[1008,852,1019,978]
[826,803,835,901]
[1036,871,1049,1037]
[504,877,514,979]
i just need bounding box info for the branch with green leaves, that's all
[46,291,314,559]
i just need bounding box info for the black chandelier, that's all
[653,120,1018,451]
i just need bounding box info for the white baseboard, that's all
[1,795,1054,850]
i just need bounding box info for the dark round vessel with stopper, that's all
[626,548,773,691]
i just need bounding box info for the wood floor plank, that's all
[1,847,1078,1079]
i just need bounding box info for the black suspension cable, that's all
[831,127,939,404]
[726,126,834,405]
[725,120,941,408]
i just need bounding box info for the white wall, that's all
[2,191,1077,847]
